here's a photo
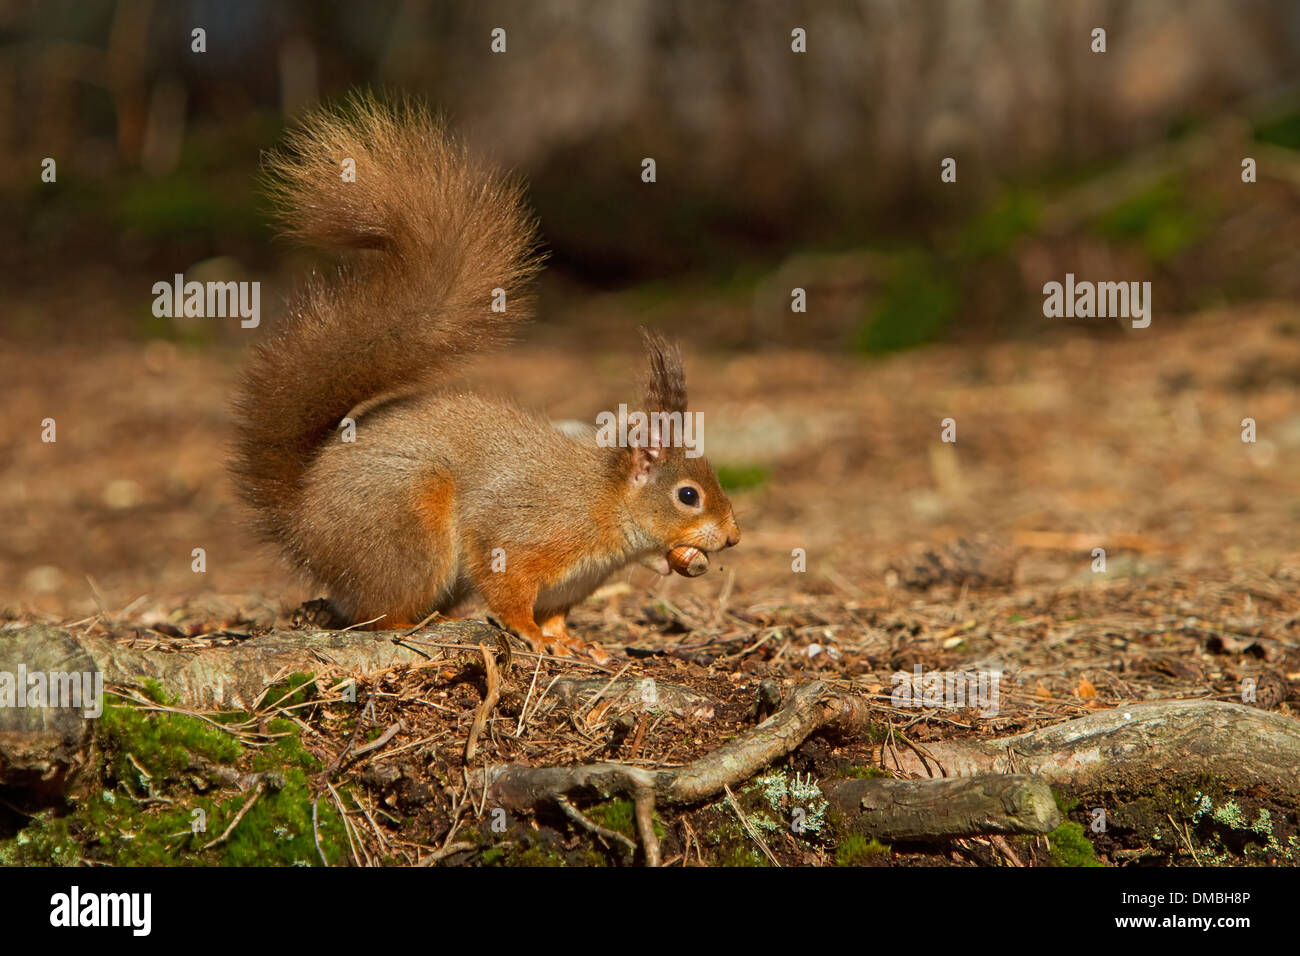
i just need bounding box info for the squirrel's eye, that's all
[677,486,700,507]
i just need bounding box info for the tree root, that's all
[824,774,1060,840]
[2,621,507,711]
[0,621,508,791]
[477,682,1300,863]
[873,697,1300,802]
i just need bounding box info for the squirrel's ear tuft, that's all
[640,327,688,415]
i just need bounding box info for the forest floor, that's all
[3,301,1300,866]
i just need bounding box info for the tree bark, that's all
[875,698,1300,802]
[0,621,504,790]
[824,774,1060,840]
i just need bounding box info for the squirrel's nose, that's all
[725,521,741,548]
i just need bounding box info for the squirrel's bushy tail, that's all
[232,93,542,543]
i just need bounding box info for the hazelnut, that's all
[667,546,709,577]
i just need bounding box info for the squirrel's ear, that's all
[628,407,664,487]
[629,442,660,488]
[640,328,687,415]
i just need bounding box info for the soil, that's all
[3,301,1299,866]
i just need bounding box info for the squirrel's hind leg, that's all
[317,466,462,630]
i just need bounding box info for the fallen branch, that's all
[664,681,869,804]
[477,682,1300,859]
[873,698,1300,801]
[0,621,509,791]
[2,621,508,711]
[824,774,1060,841]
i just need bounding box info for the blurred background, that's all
[4,0,1300,634]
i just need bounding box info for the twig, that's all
[582,661,633,720]
[312,796,329,867]
[634,789,661,867]
[556,795,637,853]
[349,720,405,760]
[339,615,388,632]
[465,642,502,762]
[416,841,478,866]
[202,781,265,850]
[1168,813,1202,866]
[723,784,780,866]
[328,781,365,866]
[514,653,545,736]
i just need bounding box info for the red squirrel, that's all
[231,95,740,655]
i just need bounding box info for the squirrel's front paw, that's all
[545,636,611,665]
[536,635,575,658]
[537,615,611,664]
[575,639,611,665]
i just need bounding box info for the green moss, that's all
[514,844,567,867]
[714,843,767,867]
[99,692,242,784]
[570,845,612,867]
[587,799,635,837]
[716,464,771,493]
[1046,791,1101,866]
[254,718,323,772]
[855,253,958,354]
[5,689,350,867]
[699,809,772,867]
[480,839,567,867]
[1092,175,1210,263]
[957,190,1041,259]
[843,765,889,779]
[73,765,349,867]
[1054,792,1079,815]
[140,678,176,706]
[1047,819,1102,867]
[1254,108,1300,151]
[585,799,666,841]
[216,769,346,866]
[262,673,318,712]
[836,834,890,866]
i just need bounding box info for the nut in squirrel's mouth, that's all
[666,544,710,577]
[640,546,710,577]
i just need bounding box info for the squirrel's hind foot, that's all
[292,598,350,630]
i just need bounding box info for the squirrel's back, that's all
[230,94,542,546]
